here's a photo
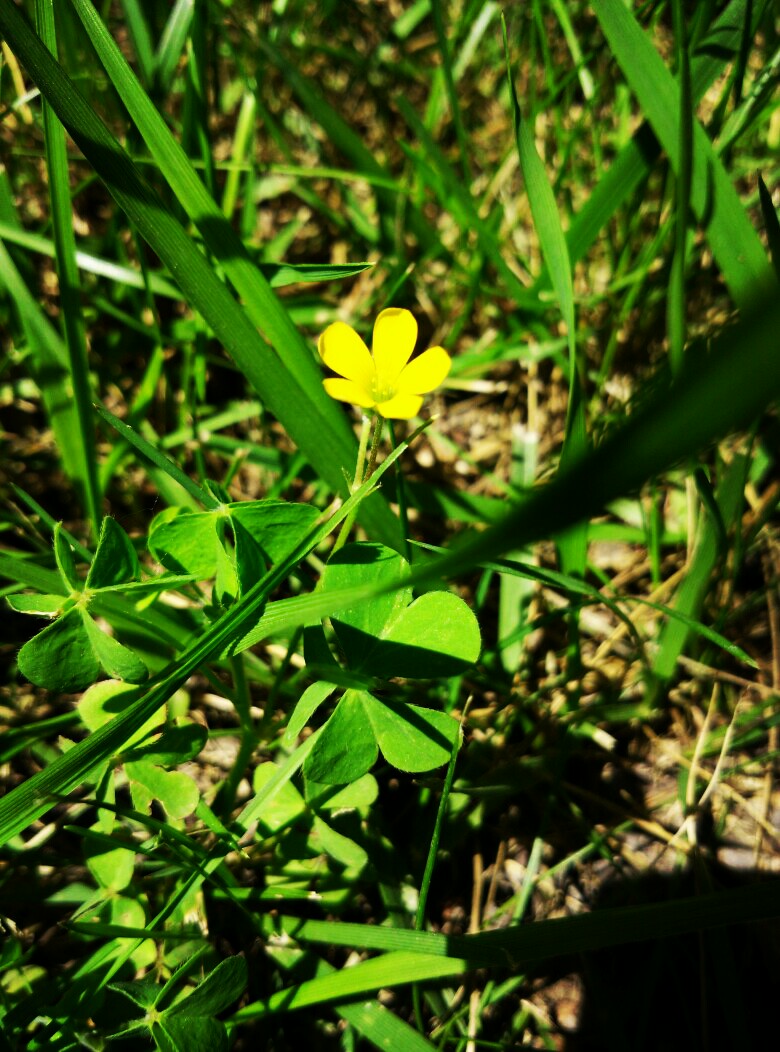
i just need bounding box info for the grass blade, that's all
[35,0,101,537]
[409,292,780,585]
[591,0,774,307]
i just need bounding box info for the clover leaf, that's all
[13,519,148,692]
[293,542,480,785]
[148,498,319,597]
[110,956,246,1052]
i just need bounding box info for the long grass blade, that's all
[35,0,101,536]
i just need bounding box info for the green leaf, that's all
[122,723,208,767]
[261,260,374,288]
[164,956,247,1019]
[309,815,368,871]
[126,760,199,819]
[304,691,379,785]
[84,831,136,891]
[283,680,338,746]
[17,607,98,692]
[304,690,459,784]
[322,543,481,678]
[305,773,379,813]
[149,501,321,589]
[54,522,79,589]
[80,610,148,684]
[78,679,162,744]
[231,500,320,594]
[6,593,65,615]
[365,695,459,773]
[154,1016,228,1052]
[86,517,140,589]
[0,435,409,844]
[323,543,413,665]
[110,979,159,1010]
[360,590,481,679]
[231,501,321,564]
[252,762,307,833]
[149,510,220,578]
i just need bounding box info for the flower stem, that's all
[332,414,374,552]
[388,420,411,562]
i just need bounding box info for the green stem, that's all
[216,655,255,817]
[333,414,376,552]
[388,421,411,562]
[412,716,463,1031]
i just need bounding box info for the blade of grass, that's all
[591,0,774,307]
[758,174,780,284]
[257,35,437,255]
[430,0,471,185]
[118,0,154,86]
[221,90,255,219]
[233,878,780,1019]
[0,236,84,485]
[668,0,693,375]
[502,16,587,582]
[153,0,193,94]
[395,95,536,307]
[0,222,373,292]
[652,455,747,680]
[405,291,780,588]
[35,0,100,537]
[232,952,467,1021]
[249,878,780,970]
[93,402,218,509]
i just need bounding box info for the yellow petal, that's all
[319,322,375,387]
[323,378,376,408]
[395,346,451,394]
[372,308,417,383]
[376,392,424,419]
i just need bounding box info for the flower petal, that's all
[376,393,424,420]
[319,322,375,387]
[395,346,451,394]
[372,308,417,382]
[323,378,376,408]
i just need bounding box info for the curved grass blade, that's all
[409,291,780,586]
[94,402,217,509]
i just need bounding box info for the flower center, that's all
[370,377,397,404]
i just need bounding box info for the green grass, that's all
[1,1,779,1049]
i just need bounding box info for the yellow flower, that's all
[319,307,451,420]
